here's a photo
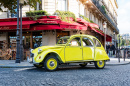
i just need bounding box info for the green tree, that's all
[121,39,125,46]
[0,0,41,13]
[117,34,123,47]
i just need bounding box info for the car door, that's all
[93,38,108,60]
[65,37,83,62]
[82,37,94,60]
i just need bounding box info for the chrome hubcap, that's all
[99,61,102,65]
[49,61,54,66]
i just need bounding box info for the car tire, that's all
[33,64,43,68]
[79,63,87,67]
[44,56,59,71]
[94,60,105,69]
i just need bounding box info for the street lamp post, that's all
[113,30,116,57]
[19,0,24,61]
[118,35,120,63]
[113,30,116,47]
[15,0,20,63]
[103,21,107,50]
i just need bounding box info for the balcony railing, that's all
[91,0,119,33]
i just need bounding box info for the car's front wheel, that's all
[94,60,105,69]
[33,64,43,68]
[44,56,59,71]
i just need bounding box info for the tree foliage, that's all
[0,0,41,13]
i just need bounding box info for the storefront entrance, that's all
[7,31,42,60]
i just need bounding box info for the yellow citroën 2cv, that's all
[28,34,110,71]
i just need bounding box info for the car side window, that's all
[82,37,93,46]
[69,37,81,46]
[93,38,101,47]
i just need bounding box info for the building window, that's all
[39,0,42,10]
[89,12,92,20]
[58,0,67,11]
[36,0,42,10]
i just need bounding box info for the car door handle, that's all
[80,47,82,49]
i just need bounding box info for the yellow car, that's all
[28,34,110,71]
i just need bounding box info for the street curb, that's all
[0,62,130,68]
[0,66,33,68]
[106,62,130,66]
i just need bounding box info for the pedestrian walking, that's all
[106,44,110,56]
[111,44,115,57]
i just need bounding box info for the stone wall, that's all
[42,30,56,46]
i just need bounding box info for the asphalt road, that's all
[0,64,130,86]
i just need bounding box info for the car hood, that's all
[32,45,65,53]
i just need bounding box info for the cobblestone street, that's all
[0,64,130,86]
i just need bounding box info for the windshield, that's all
[57,36,70,44]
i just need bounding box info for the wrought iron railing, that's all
[91,0,119,33]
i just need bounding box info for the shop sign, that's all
[0,27,10,30]
[39,20,59,24]
[0,25,30,30]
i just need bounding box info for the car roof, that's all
[70,34,96,39]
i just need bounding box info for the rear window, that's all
[93,38,101,47]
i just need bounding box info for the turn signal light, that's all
[39,56,41,59]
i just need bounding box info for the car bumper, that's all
[28,54,40,65]
[27,55,34,63]
[106,59,110,62]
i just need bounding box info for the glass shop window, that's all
[58,0,67,11]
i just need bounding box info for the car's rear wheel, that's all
[44,56,59,71]
[94,60,105,69]
[33,64,43,68]
[79,63,87,67]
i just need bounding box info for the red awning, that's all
[59,21,86,30]
[37,18,87,30]
[0,20,37,30]
[0,25,30,30]
[88,23,99,29]
[37,19,60,24]
[106,35,112,42]
[76,18,89,28]
[0,21,37,26]
[40,16,60,19]
[29,25,63,31]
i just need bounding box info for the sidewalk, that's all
[0,60,33,68]
[106,58,130,65]
[0,58,130,68]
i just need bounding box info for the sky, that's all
[117,0,130,34]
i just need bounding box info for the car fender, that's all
[34,50,64,63]
[94,48,109,61]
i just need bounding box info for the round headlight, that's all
[38,48,42,53]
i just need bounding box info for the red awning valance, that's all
[0,20,37,30]
[0,21,37,26]
[106,35,112,42]
[59,21,86,30]
[37,19,60,24]
[29,25,63,31]
[0,25,30,30]
[88,23,99,29]
[37,18,86,30]
[76,18,89,28]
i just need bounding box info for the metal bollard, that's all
[118,49,120,63]
[124,49,126,61]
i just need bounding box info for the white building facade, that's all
[0,0,119,46]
